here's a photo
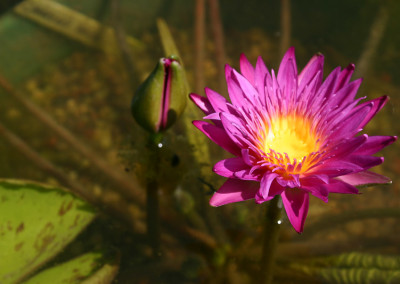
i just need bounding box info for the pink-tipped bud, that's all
[131,56,187,133]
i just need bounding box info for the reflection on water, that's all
[0,0,399,283]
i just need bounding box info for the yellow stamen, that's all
[263,114,320,173]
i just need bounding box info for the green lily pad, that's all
[0,179,97,284]
[23,252,119,284]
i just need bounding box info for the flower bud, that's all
[131,56,187,133]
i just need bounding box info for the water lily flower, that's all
[190,47,397,233]
[131,56,187,133]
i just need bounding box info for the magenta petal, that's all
[329,78,362,108]
[192,120,241,156]
[239,53,255,85]
[254,56,269,97]
[277,49,298,103]
[298,53,324,95]
[220,113,249,149]
[357,96,388,128]
[189,93,214,115]
[232,69,259,104]
[300,176,329,202]
[213,157,250,178]
[241,148,255,166]
[259,172,279,199]
[335,63,355,92]
[308,160,363,177]
[226,65,248,108]
[282,189,309,233]
[354,135,397,155]
[277,47,297,82]
[328,102,372,141]
[234,168,261,181]
[324,179,359,194]
[255,182,284,204]
[316,67,340,101]
[347,155,384,170]
[205,87,229,113]
[336,171,391,186]
[301,185,328,203]
[203,112,221,120]
[210,179,259,206]
[327,135,367,160]
[302,70,324,105]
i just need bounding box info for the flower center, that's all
[263,114,319,169]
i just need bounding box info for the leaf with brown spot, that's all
[14,242,24,252]
[58,200,74,216]
[0,179,96,284]
[16,222,24,234]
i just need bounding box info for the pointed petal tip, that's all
[311,52,324,64]
[294,224,305,234]
[225,64,233,72]
[192,120,202,127]
[354,77,364,84]
[239,53,248,61]
[209,179,259,206]
[282,189,309,234]
[382,95,390,103]
[374,95,390,107]
[209,198,221,207]
[346,63,355,71]
[294,225,304,234]
[280,47,296,63]
[188,92,198,100]
[204,86,211,93]
[189,92,204,104]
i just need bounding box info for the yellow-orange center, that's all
[263,114,320,173]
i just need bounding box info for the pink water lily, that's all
[190,47,397,233]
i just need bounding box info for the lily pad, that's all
[0,179,96,284]
[23,252,119,284]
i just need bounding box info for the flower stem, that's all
[260,195,283,284]
[146,133,163,257]
[146,174,160,256]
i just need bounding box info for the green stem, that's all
[146,133,163,257]
[146,175,160,256]
[260,195,283,284]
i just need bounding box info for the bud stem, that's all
[146,133,163,257]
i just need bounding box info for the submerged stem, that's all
[146,173,160,256]
[146,134,163,257]
[260,195,283,284]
